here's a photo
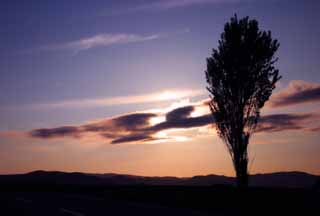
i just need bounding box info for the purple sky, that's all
[0,0,319,176]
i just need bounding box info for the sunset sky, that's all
[0,0,319,177]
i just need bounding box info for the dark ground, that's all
[1,184,319,216]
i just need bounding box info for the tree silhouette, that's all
[205,15,281,189]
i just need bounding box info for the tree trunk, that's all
[236,161,248,189]
[234,135,249,189]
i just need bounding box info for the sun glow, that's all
[190,105,210,118]
[157,90,182,101]
[151,130,189,143]
[149,116,166,126]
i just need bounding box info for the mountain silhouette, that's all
[0,170,318,188]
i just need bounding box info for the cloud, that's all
[31,89,205,109]
[39,28,190,53]
[111,134,156,144]
[27,96,320,144]
[126,0,243,12]
[29,100,212,144]
[30,112,157,141]
[30,126,80,139]
[257,113,317,133]
[20,80,320,144]
[166,106,194,121]
[147,110,212,132]
[109,113,157,131]
[40,33,161,53]
[270,80,320,107]
[306,127,320,132]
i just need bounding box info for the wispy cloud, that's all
[40,33,162,53]
[124,0,243,12]
[37,28,190,53]
[31,89,205,109]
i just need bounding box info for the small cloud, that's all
[257,113,315,133]
[270,80,320,107]
[39,33,161,53]
[111,134,155,144]
[30,126,80,139]
[166,106,194,121]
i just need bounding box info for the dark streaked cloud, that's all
[110,113,157,131]
[307,127,320,132]
[166,106,194,121]
[30,112,158,141]
[27,80,320,144]
[270,80,320,107]
[148,114,213,132]
[257,113,315,133]
[28,99,319,144]
[28,101,213,144]
[30,126,80,139]
[111,134,156,144]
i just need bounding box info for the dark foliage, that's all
[205,15,281,188]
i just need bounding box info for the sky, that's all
[0,0,319,177]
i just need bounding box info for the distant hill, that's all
[313,179,320,191]
[0,170,318,188]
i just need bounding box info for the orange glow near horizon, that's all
[0,82,320,176]
[1,128,319,177]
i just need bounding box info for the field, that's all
[1,184,319,216]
